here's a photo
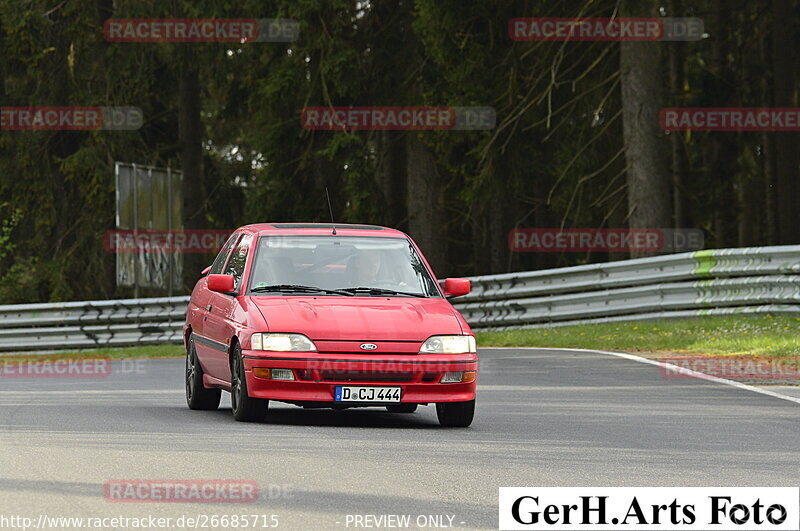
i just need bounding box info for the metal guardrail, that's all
[0,297,188,352]
[0,246,798,351]
[453,246,800,329]
[455,275,800,329]
[457,246,800,302]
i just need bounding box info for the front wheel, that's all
[436,400,474,427]
[185,336,222,410]
[231,344,268,422]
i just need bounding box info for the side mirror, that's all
[201,266,212,276]
[443,278,470,298]
[207,274,235,293]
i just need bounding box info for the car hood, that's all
[249,296,464,341]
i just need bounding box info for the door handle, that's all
[206,304,213,311]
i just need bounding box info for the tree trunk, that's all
[761,129,778,244]
[620,0,672,257]
[96,0,116,295]
[772,0,800,243]
[707,0,738,248]
[179,64,206,291]
[406,134,447,273]
[487,186,509,273]
[667,0,689,228]
[376,131,407,229]
[736,176,761,247]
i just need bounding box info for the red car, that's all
[183,223,477,427]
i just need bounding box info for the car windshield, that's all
[248,236,441,297]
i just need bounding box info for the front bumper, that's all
[242,350,478,404]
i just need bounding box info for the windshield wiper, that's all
[251,284,353,296]
[340,287,425,298]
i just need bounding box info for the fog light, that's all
[461,371,477,383]
[252,368,295,381]
[441,371,463,383]
[270,368,295,381]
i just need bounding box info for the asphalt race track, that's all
[1,348,798,530]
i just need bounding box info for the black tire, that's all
[386,404,418,414]
[185,336,222,410]
[436,400,475,427]
[231,344,268,422]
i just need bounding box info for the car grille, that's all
[318,370,415,383]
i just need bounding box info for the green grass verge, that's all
[476,315,800,358]
[2,344,184,363]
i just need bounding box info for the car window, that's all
[209,234,239,275]
[249,236,440,297]
[224,234,253,290]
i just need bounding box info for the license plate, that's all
[334,386,402,403]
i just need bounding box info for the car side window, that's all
[209,234,239,275]
[224,234,252,290]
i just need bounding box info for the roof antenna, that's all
[325,187,337,235]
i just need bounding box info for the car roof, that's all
[238,222,409,238]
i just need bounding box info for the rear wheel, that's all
[436,400,474,427]
[386,404,418,414]
[185,336,221,410]
[231,344,268,422]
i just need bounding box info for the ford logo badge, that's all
[360,343,378,351]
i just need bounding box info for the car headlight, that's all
[250,333,317,352]
[419,335,476,354]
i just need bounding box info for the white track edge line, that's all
[481,346,800,406]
